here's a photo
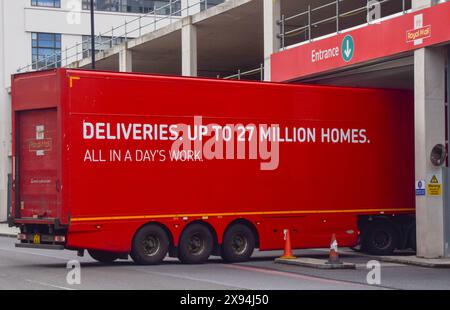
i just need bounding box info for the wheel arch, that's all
[358,214,414,251]
[358,215,401,236]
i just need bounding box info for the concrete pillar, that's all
[412,0,448,259]
[181,0,202,17]
[445,48,450,257]
[263,0,281,81]
[414,46,447,258]
[119,48,133,72]
[181,16,197,77]
[0,0,8,222]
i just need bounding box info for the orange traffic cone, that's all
[327,233,342,265]
[280,229,296,259]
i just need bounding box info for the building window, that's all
[200,0,223,11]
[31,0,61,8]
[83,0,122,12]
[32,33,61,69]
[82,35,125,58]
[81,0,182,16]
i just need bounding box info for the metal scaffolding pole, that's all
[90,0,96,69]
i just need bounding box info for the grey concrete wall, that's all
[263,0,280,81]
[119,48,133,72]
[412,0,449,259]
[0,0,9,222]
[445,48,450,257]
[414,46,447,258]
[181,16,197,76]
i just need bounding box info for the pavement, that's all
[338,248,450,268]
[275,257,356,269]
[1,236,450,290]
[0,223,18,238]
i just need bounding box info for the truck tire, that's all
[221,224,255,263]
[88,250,119,263]
[178,223,213,264]
[131,224,170,265]
[362,222,399,255]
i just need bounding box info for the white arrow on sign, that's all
[344,40,352,58]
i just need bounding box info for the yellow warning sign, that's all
[430,175,439,184]
[427,175,442,196]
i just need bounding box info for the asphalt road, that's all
[0,236,449,290]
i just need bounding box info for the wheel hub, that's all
[142,235,160,256]
[373,231,390,249]
[188,234,205,255]
[231,234,248,255]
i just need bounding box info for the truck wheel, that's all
[221,224,255,263]
[362,222,399,255]
[178,224,213,264]
[88,250,119,263]
[131,224,170,265]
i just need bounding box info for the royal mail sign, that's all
[406,25,431,43]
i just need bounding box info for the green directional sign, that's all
[341,35,355,62]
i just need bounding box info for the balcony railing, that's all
[218,64,264,81]
[278,0,412,49]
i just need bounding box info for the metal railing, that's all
[218,64,264,81]
[17,0,222,73]
[278,0,410,49]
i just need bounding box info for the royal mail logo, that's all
[29,138,53,152]
[406,25,431,43]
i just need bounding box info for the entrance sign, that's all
[341,35,355,62]
[271,1,450,82]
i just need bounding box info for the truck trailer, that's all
[10,68,415,264]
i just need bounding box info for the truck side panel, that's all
[61,70,414,253]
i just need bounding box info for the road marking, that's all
[25,279,76,290]
[0,246,71,260]
[225,264,377,289]
[134,269,248,289]
[354,263,404,268]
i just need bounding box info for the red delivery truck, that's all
[10,68,415,264]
